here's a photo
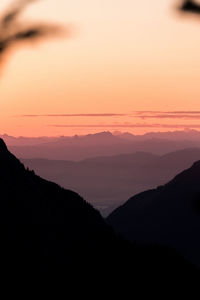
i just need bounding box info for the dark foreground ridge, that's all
[107,159,200,268]
[0,138,198,292]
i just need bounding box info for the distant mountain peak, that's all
[89,131,113,137]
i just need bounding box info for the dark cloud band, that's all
[134,111,200,120]
[50,123,200,129]
[20,113,127,118]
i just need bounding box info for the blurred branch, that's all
[0,0,68,62]
[178,0,200,14]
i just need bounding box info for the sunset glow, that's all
[1,0,200,136]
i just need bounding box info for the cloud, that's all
[49,123,200,129]
[136,111,200,114]
[0,0,68,64]
[134,111,200,120]
[20,113,128,118]
[22,112,200,119]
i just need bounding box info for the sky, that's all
[1,0,200,136]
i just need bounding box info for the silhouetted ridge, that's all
[107,160,200,267]
[165,160,200,187]
[0,140,117,275]
[191,160,200,168]
[0,138,8,152]
[0,138,26,180]
[0,139,198,292]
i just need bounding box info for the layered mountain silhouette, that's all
[107,160,200,267]
[0,137,198,290]
[6,131,200,160]
[22,148,200,215]
[4,129,200,146]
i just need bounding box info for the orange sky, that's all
[1,0,200,136]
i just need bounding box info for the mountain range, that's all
[3,130,200,160]
[4,129,200,145]
[22,147,200,215]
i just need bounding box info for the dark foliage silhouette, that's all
[179,0,200,14]
[0,0,66,65]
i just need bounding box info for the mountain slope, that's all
[0,139,119,274]
[107,160,200,267]
[8,131,200,160]
[0,137,199,290]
